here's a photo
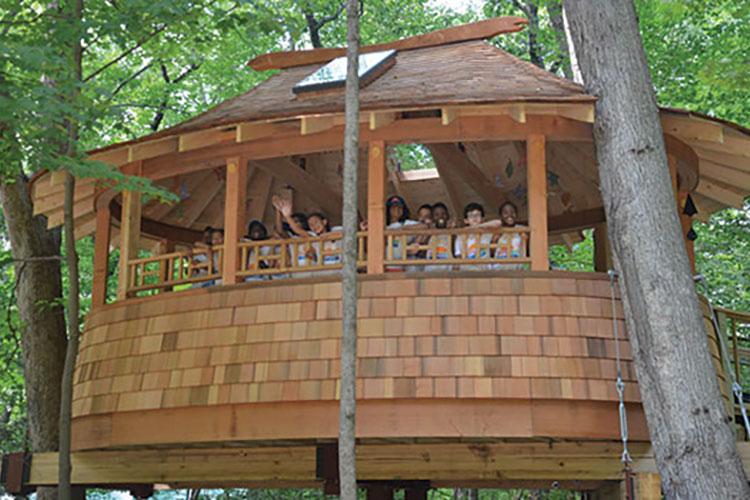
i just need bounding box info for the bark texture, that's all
[564,1,749,498]
[0,175,66,500]
[338,0,360,498]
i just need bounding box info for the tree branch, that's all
[110,62,153,98]
[83,23,168,83]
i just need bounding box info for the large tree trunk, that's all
[0,174,67,500]
[564,1,750,498]
[338,0,360,499]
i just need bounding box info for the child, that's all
[385,195,422,271]
[454,202,493,271]
[243,220,274,282]
[414,204,433,260]
[494,201,527,269]
[192,228,223,287]
[425,203,453,272]
[308,212,343,273]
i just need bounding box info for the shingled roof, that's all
[122,40,594,147]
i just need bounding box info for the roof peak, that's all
[247,16,528,71]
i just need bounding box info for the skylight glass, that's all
[293,49,396,95]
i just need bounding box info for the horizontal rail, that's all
[124,226,534,296]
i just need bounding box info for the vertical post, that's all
[92,204,111,308]
[367,141,386,274]
[593,222,613,272]
[669,155,696,272]
[117,188,141,300]
[526,134,548,271]
[223,156,248,285]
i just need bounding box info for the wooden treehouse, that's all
[4,17,750,499]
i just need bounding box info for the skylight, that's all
[293,50,396,95]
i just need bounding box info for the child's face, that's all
[500,204,517,226]
[211,231,224,245]
[432,206,449,224]
[308,215,327,234]
[464,209,484,227]
[417,207,432,223]
[250,227,265,240]
[389,204,404,222]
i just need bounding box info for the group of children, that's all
[384,195,526,271]
[190,194,526,284]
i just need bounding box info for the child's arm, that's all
[272,196,308,238]
[273,196,286,236]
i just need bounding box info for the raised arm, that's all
[272,196,308,238]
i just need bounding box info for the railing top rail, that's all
[716,306,750,323]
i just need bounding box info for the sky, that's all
[428,0,484,14]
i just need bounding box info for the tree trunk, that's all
[0,174,67,500]
[338,0,360,499]
[59,0,84,497]
[548,1,573,79]
[564,1,750,498]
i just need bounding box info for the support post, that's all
[367,141,386,274]
[527,134,548,270]
[223,156,248,285]
[593,223,612,272]
[668,155,696,272]
[117,184,142,300]
[92,204,111,308]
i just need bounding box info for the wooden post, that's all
[367,141,386,274]
[222,156,248,285]
[635,473,662,500]
[92,204,111,308]
[593,222,612,272]
[117,188,141,300]
[669,155,696,272]
[527,134,548,270]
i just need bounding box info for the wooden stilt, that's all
[92,204,111,308]
[222,156,248,285]
[634,473,662,500]
[527,134,549,270]
[365,484,394,500]
[367,141,386,274]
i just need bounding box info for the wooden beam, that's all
[222,156,248,285]
[547,207,606,233]
[661,115,724,144]
[693,147,750,172]
[236,121,296,143]
[88,147,129,167]
[695,178,746,208]
[246,167,274,222]
[248,16,528,70]
[128,137,178,162]
[428,144,503,210]
[110,202,203,244]
[441,108,458,126]
[552,103,595,123]
[431,152,464,222]
[367,141,386,274]
[527,134,548,271]
[33,181,96,216]
[699,160,750,191]
[253,158,343,219]
[301,115,338,135]
[179,128,235,152]
[369,111,397,130]
[508,104,526,124]
[593,223,612,273]
[92,206,111,309]
[45,194,96,229]
[692,132,750,158]
[117,183,142,300]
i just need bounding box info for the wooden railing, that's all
[124,227,532,296]
[127,245,224,295]
[716,307,750,396]
[237,232,368,278]
[384,226,531,269]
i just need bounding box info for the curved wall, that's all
[72,272,649,450]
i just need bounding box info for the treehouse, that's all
[5,16,750,498]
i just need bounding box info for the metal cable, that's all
[608,270,633,467]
